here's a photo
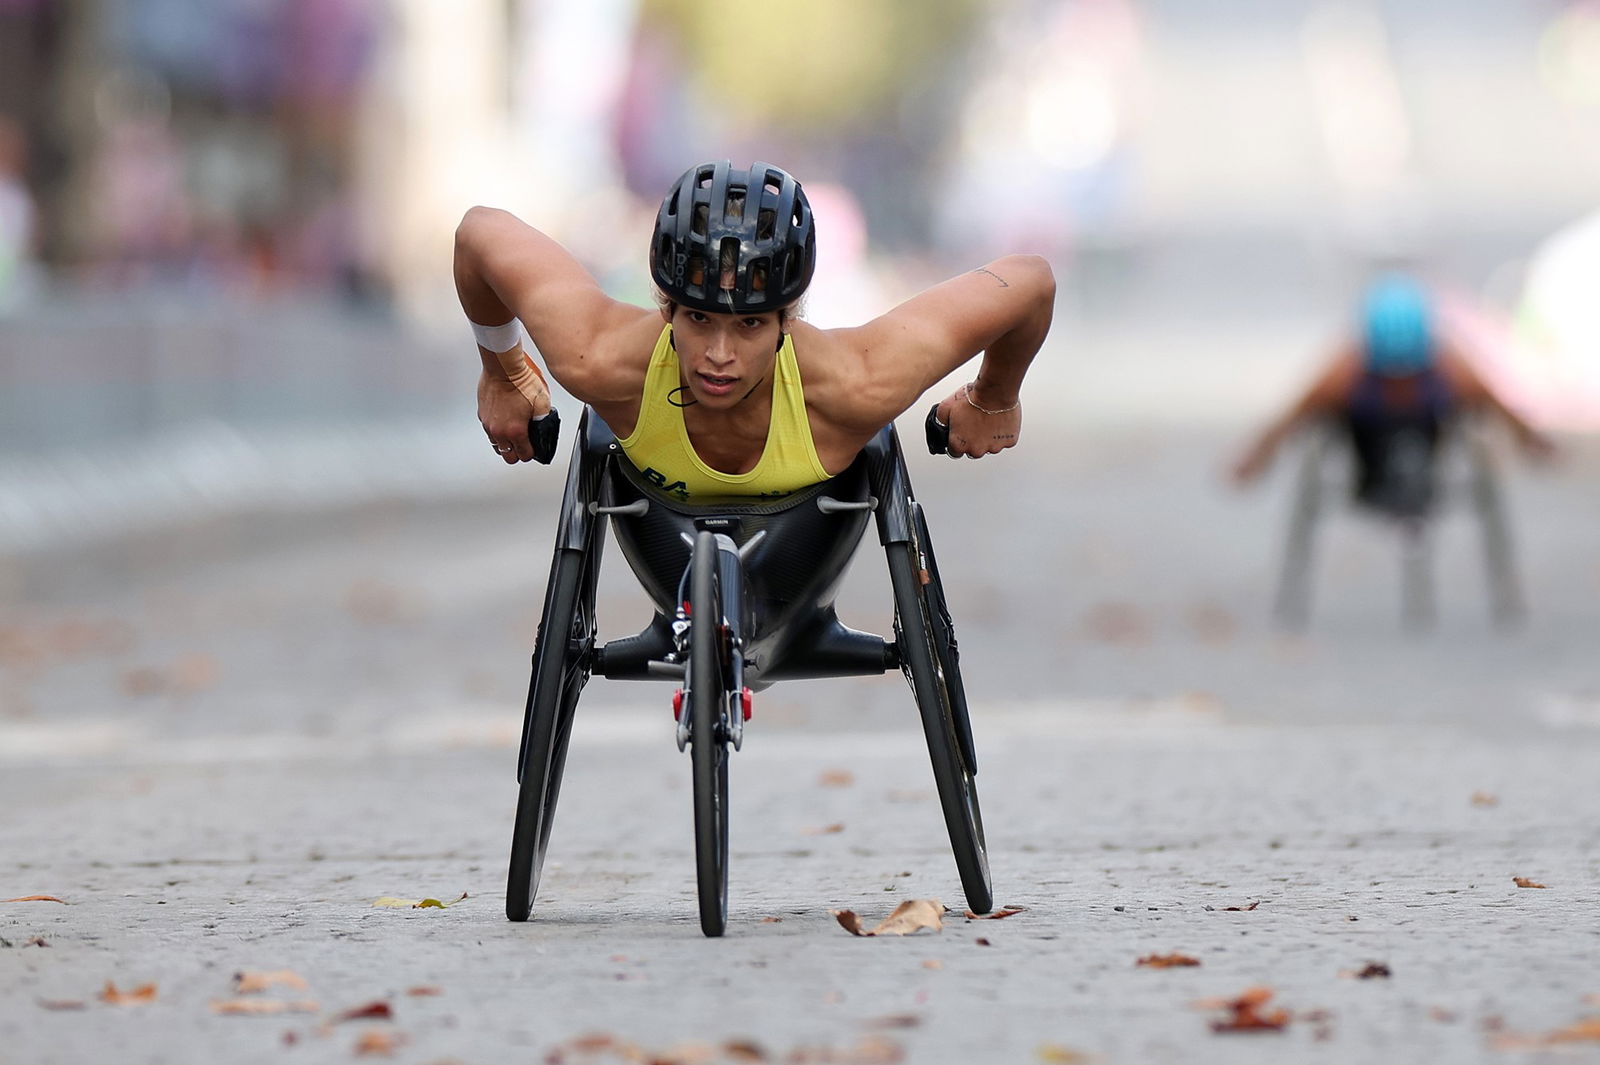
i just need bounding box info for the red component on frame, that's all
[672,688,684,720]
[740,687,753,721]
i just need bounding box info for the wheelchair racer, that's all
[454,160,1054,496]
[1231,270,1554,512]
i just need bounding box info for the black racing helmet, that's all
[651,160,816,314]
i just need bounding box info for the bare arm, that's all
[1231,345,1360,484]
[454,208,653,460]
[816,254,1056,458]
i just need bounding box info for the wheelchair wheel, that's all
[688,530,731,937]
[506,542,600,922]
[887,533,993,915]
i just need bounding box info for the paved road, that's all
[3,419,1599,1064]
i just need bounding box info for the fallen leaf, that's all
[1513,877,1548,889]
[818,770,855,788]
[921,960,943,971]
[832,900,946,937]
[1429,1007,1458,1023]
[211,999,321,1015]
[1036,1046,1092,1064]
[25,937,49,947]
[99,982,158,1005]
[802,823,846,836]
[372,892,468,909]
[4,895,65,904]
[333,1001,393,1023]
[863,1014,921,1029]
[405,986,442,997]
[975,937,993,947]
[1470,791,1499,807]
[965,905,1027,920]
[1137,953,1201,969]
[723,1039,768,1062]
[1492,1017,1600,1050]
[1339,962,1391,979]
[1222,901,1260,911]
[1547,1018,1600,1044]
[353,1029,405,1056]
[414,892,469,908]
[233,970,309,994]
[1083,601,1151,646]
[760,916,783,924]
[37,999,87,1011]
[1205,987,1290,1033]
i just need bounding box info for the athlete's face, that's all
[665,305,785,408]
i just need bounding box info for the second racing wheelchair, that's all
[505,407,991,936]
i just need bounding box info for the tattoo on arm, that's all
[972,267,1010,288]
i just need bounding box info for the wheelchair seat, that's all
[574,411,896,689]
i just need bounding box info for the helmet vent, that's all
[756,209,775,241]
[691,203,708,237]
[724,188,745,224]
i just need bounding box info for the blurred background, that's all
[2,0,1599,735]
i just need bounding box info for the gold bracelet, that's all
[963,382,1019,416]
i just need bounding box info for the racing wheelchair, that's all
[1273,415,1522,629]
[505,407,991,936]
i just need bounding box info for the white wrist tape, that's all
[471,318,523,353]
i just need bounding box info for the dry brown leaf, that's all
[760,916,783,924]
[1547,1018,1600,1044]
[965,905,1026,920]
[25,937,49,947]
[975,937,993,947]
[921,960,943,971]
[1207,987,1290,1033]
[1222,901,1260,911]
[863,1014,921,1029]
[723,1039,768,1062]
[405,986,442,997]
[233,970,309,994]
[36,999,87,1011]
[211,999,320,1016]
[1470,791,1499,807]
[802,823,846,836]
[1492,1017,1600,1050]
[1082,601,1151,646]
[99,982,158,1005]
[4,895,65,904]
[1513,876,1548,888]
[119,667,168,697]
[818,770,855,788]
[333,1001,393,1023]
[1339,962,1391,980]
[352,1028,405,1056]
[1137,953,1201,969]
[832,900,946,937]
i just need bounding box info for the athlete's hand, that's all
[478,347,552,463]
[934,382,1021,459]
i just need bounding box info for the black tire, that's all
[689,531,731,937]
[506,544,598,922]
[888,538,992,914]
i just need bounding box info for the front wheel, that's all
[887,539,992,914]
[506,542,598,922]
[688,531,731,937]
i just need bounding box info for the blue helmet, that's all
[1361,274,1434,376]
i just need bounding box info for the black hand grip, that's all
[528,408,561,465]
[924,404,951,456]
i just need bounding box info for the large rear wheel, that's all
[689,531,731,937]
[887,533,992,914]
[506,542,600,922]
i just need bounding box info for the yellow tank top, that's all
[617,325,831,501]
